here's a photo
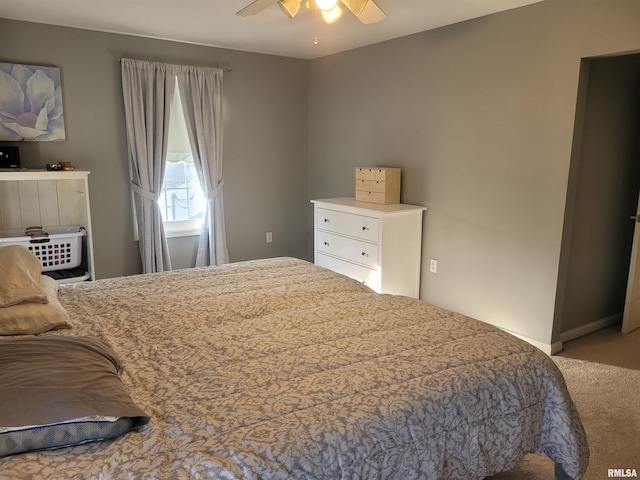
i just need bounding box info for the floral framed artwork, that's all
[0,62,66,141]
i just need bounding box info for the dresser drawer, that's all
[355,191,388,204]
[316,208,379,242]
[316,253,381,292]
[354,178,386,193]
[316,231,379,268]
[355,167,397,181]
[356,178,371,191]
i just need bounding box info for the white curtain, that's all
[176,65,229,266]
[121,58,173,273]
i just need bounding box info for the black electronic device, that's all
[0,146,20,169]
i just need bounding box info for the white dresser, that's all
[311,197,426,298]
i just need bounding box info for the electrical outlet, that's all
[266,232,272,243]
[429,258,437,273]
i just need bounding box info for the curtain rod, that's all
[119,58,233,73]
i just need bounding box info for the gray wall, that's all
[0,19,309,277]
[558,54,640,334]
[307,0,640,347]
[4,0,640,349]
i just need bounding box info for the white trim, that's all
[497,314,623,356]
[0,169,91,181]
[560,313,622,344]
[499,328,561,356]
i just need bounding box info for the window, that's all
[158,153,205,236]
[159,79,206,237]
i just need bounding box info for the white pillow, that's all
[0,275,71,335]
[0,245,48,307]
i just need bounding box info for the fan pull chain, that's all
[313,0,319,44]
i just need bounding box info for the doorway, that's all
[558,53,640,341]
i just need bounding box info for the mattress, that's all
[0,257,589,479]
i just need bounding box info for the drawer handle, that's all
[362,226,368,231]
[361,252,368,257]
[324,241,330,246]
[324,218,330,223]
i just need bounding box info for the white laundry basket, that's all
[0,226,86,272]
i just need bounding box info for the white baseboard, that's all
[499,329,562,356]
[498,314,622,357]
[560,313,622,344]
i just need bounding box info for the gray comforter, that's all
[0,257,589,479]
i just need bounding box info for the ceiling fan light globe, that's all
[315,0,338,11]
[321,5,342,23]
[278,0,301,18]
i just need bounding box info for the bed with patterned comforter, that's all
[0,257,589,479]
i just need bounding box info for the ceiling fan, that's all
[236,0,386,25]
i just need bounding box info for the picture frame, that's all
[0,62,66,141]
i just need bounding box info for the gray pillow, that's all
[0,336,149,457]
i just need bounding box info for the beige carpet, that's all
[488,325,640,479]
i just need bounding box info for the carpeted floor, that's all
[488,325,640,479]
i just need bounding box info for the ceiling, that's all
[1,0,543,60]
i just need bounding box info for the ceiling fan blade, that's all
[236,0,277,16]
[278,0,301,18]
[340,0,386,24]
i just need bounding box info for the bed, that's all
[0,254,589,479]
